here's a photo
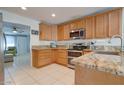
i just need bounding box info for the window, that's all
[6,35,15,48]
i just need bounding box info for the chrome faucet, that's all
[108,34,123,52]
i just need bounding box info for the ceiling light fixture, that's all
[21,7,27,10]
[51,13,56,17]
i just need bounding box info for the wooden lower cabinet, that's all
[57,58,68,66]
[32,49,68,68]
[51,49,57,63]
[56,49,68,66]
[32,49,52,68]
[57,25,64,41]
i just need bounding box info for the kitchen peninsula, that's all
[72,52,124,84]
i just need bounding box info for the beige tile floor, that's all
[4,54,75,85]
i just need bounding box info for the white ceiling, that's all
[0,7,114,24]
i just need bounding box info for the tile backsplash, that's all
[37,38,122,52]
[57,38,122,52]
[57,38,121,46]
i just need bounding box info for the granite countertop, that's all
[32,48,68,50]
[32,46,68,50]
[72,52,124,76]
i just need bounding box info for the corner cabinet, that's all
[108,9,122,37]
[32,49,68,68]
[39,23,57,41]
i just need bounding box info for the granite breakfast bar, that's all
[72,52,124,85]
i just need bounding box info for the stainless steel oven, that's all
[67,43,90,69]
[68,50,83,69]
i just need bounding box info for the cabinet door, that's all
[47,25,52,40]
[56,49,68,66]
[70,21,77,30]
[57,25,64,41]
[39,23,47,40]
[108,9,122,37]
[63,24,70,40]
[76,19,86,29]
[85,16,95,39]
[39,23,51,40]
[32,50,38,67]
[95,13,108,38]
[51,25,57,41]
[57,58,68,66]
[51,49,56,62]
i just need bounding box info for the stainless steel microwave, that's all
[70,28,85,39]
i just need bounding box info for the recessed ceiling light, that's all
[21,7,27,10]
[52,13,56,17]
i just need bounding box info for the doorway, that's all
[3,22,30,64]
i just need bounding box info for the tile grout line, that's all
[5,65,16,85]
[21,67,41,85]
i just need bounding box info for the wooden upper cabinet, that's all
[39,23,48,40]
[95,13,109,38]
[63,24,70,40]
[70,19,86,30]
[85,16,95,39]
[40,8,122,41]
[108,9,122,37]
[39,23,57,41]
[57,25,64,41]
[70,21,77,30]
[76,19,86,29]
[51,25,57,41]
[47,25,52,40]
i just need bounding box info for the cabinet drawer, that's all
[39,53,51,58]
[57,50,67,58]
[57,50,67,53]
[38,56,47,59]
[58,52,67,58]
[38,58,51,66]
[38,50,51,54]
[57,58,68,66]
